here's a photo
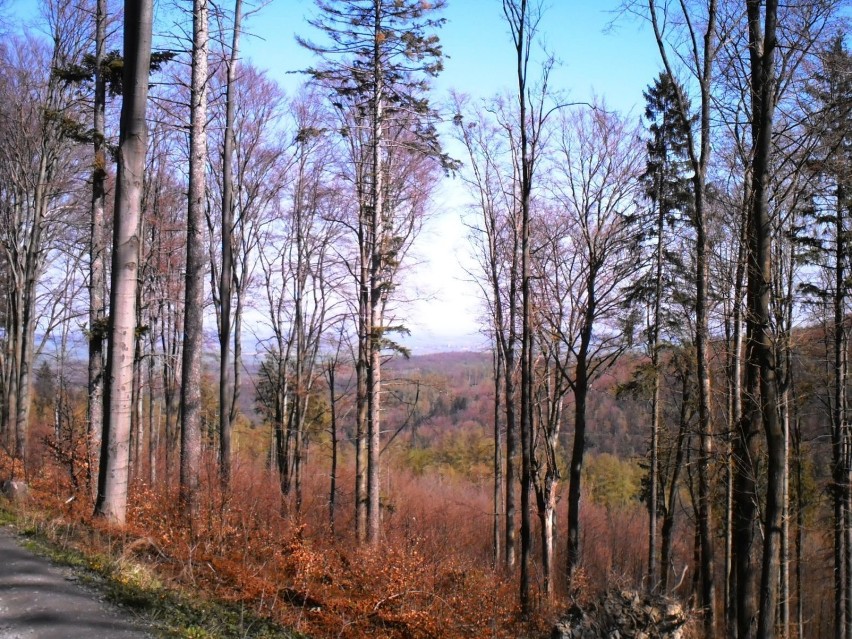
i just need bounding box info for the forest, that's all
[0,0,850,637]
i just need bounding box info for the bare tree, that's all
[0,0,88,468]
[451,92,521,571]
[139,102,187,484]
[500,0,555,609]
[212,0,243,488]
[543,104,643,581]
[179,0,209,517]
[255,94,340,513]
[94,0,153,524]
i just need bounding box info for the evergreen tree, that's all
[636,70,693,592]
[298,0,449,543]
[798,35,852,639]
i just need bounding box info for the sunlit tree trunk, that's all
[217,0,242,488]
[725,189,747,637]
[180,0,209,517]
[365,0,386,546]
[94,0,153,524]
[87,0,107,495]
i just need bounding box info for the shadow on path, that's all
[0,526,154,639]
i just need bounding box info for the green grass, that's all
[0,502,305,639]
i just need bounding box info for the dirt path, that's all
[0,526,154,639]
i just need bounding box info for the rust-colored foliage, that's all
[2,447,544,638]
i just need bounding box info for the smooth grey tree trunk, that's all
[180,0,208,517]
[217,0,242,488]
[94,0,153,524]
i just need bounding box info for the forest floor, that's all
[0,524,155,639]
[0,511,303,639]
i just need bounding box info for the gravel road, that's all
[0,526,155,639]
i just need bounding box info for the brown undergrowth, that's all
[2,448,553,638]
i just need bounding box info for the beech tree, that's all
[179,0,209,517]
[0,0,89,466]
[213,0,243,487]
[544,104,644,581]
[712,3,843,635]
[94,0,153,524]
[255,91,340,512]
[139,104,187,483]
[451,93,521,571]
[87,0,108,490]
[500,0,552,610]
[206,62,287,491]
[742,3,783,636]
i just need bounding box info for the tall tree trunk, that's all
[218,0,242,488]
[355,212,369,541]
[793,404,805,639]
[492,346,503,569]
[327,360,337,534]
[504,340,517,569]
[147,328,157,485]
[130,299,143,481]
[746,2,782,637]
[781,388,790,638]
[88,0,107,495]
[567,303,594,577]
[726,186,748,638]
[180,0,209,518]
[15,278,36,464]
[648,3,718,631]
[94,0,152,524]
[365,0,385,545]
[834,185,851,639]
[737,314,762,639]
[503,0,534,611]
[648,167,665,593]
[694,85,717,639]
[536,485,556,598]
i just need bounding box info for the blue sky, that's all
[7,0,663,352]
[241,0,659,112]
[232,1,663,351]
